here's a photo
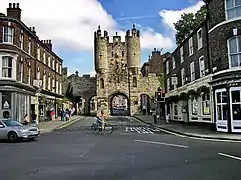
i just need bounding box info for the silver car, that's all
[0,119,40,142]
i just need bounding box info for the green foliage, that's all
[158,73,165,89]
[174,5,207,45]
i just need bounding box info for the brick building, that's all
[0,3,63,122]
[164,0,241,133]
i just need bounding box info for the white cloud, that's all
[159,1,205,31]
[0,0,175,52]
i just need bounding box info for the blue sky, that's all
[0,0,205,76]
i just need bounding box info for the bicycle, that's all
[91,120,113,134]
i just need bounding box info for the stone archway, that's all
[140,94,151,115]
[109,92,130,116]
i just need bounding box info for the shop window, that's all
[2,56,13,78]
[202,92,211,115]
[191,97,198,115]
[231,90,241,120]
[216,90,228,121]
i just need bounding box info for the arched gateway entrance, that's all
[109,92,130,116]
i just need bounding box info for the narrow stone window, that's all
[100,78,104,89]
[133,77,137,87]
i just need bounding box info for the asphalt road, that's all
[1,116,241,180]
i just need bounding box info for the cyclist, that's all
[98,109,108,130]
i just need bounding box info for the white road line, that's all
[134,140,188,148]
[218,153,241,161]
[189,137,241,143]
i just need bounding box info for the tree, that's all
[174,5,207,45]
[158,73,165,89]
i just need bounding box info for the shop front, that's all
[0,80,36,122]
[211,71,241,133]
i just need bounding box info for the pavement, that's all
[1,116,241,179]
[37,115,82,133]
[134,115,241,141]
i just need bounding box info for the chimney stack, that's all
[41,39,52,51]
[7,3,21,20]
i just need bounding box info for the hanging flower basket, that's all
[179,92,189,100]
[55,99,63,106]
[187,89,200,99]
[197,85,209,94]
[39,95,47,104]
[172,95,179,102]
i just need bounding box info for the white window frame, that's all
[28,40,31,55]
[43,74,46,89]
[37,45,40,60]
[20,34,24,49]
[52,78,55,92]
[190,61,195,81]
[52,59,55,70]
[166,60,169,74]
[197,28,203,50]
[202,92,211,115]
[167,78,170,92]
[3,26,14,43]
[20,60,23,82]
[2,56,13,78]
[56,62,59,73]
[48,75,51,90]
[48,56,51,67]
[188,37,193,56]
[56,80,59,94]
[43,51,46,64]
[191,97,198,115]
[59,64,62,74]
[171,76,177,89]
[172,56,176,69]
[228,35,241,69]
[180,46,184,63]
[199,56,205,77]
[181,68,185,85]
[28,67,31,85]
[59,82,62,94]
[225,0,241,20]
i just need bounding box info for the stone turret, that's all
[125,24,141,75]
[94,25,109,73]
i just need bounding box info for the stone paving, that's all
[134,115,241,141]
[37,115,81,133]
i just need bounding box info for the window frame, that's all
[172,56,176,69]
[199,56,205,77]
[188,37,193,56]
[190,61,195,81]
[225,0,241,20]
[181,68,185,85]
[228,35,241,69]
[202,92,211,115]
[197,28,203,50]
[166,60,169,74]
[2,56,13,78]
[3,26,14,44]
[180,46,184,63]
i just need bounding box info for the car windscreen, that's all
[2,120,22,127]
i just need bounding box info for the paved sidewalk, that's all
[134,115,241,141]
[37,115,81,133]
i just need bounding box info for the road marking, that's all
[218,153,241,161]
[134,140,188,148]
[189,137,241,143]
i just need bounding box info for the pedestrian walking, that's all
[152,109,157,123]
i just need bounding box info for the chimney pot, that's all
[9,3,12,8]
[13,3,16,8]
[17,3,19,8]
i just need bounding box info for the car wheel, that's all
[8,132,18,143]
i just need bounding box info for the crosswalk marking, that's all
[125,126,158,134]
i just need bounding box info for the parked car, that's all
[0,119,40,142]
